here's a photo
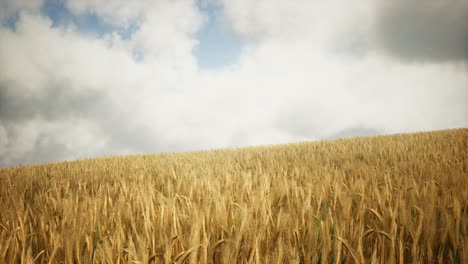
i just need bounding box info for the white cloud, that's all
[220,0,373,46]
[0,0,466,167]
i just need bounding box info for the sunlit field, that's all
[0,128,467,263]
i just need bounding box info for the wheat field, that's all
[0,128,467,263]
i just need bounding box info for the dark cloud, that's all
[373,0,468,63]
[0,80,106,122]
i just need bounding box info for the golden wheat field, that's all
[0,128,467,263]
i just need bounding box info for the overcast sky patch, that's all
[372,0,468,64]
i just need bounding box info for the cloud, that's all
[0,0,43,22]
[66,0,151,27]
[0,0,467,167]
[0,9,199,166]
[220,0,370,45]
[326,125,381,140]
[0,118,104,166]
[372,0,468,63]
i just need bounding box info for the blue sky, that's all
[41,0,137,39]
[193,1,243,68]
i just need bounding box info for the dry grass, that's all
[0,128,467,263]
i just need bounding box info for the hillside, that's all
[0,128,467,263]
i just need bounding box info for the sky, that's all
[0,0,467,167]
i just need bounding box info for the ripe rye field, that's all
[0,129,467,263]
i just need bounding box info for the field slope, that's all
[1,128,467,263]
